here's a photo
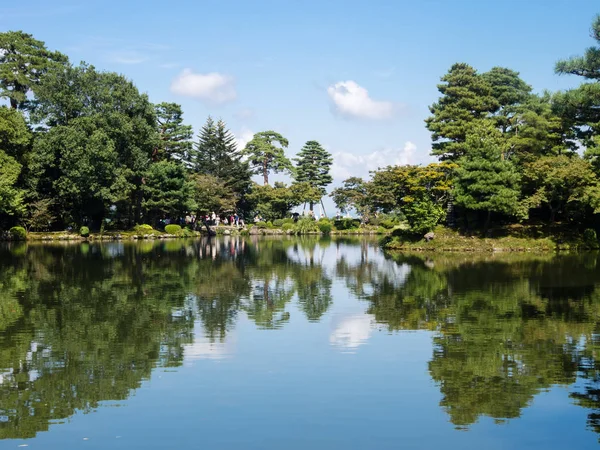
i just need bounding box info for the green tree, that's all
[426,63,498,161]
[192,117,252,198]
[0,106,31,163]
[246,182,301,221]
[0,31,68,110]
[453,124,524,228]
[142,160,194,225]
[0,150,25,218]
[31,63,158,226]
[192,174,237,215]
[293,140,333,211]
[330,177,369,215]
[243,131,292,185]
[523,155,600,222]
[555,15,600,169]
[154,102,193,164]
[482,66,532,134]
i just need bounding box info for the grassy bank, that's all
[382,225,599,252]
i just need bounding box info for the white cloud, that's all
[330,141,417,181]
[171,69,237,104]
[327,80,395,120]
[235,127,254,151]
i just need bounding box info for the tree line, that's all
[332,15,600,234]
[3,16,600,234]
[0,32,334,231]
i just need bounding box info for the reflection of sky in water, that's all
[329,314,375,352]
[184,322,234,363]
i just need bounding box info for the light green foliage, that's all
[154,102,193,164]
[368,162,455,232]
[0,107,31,163]
[294,217,320,234]
[192,173,237,214]
[426,63,499,161]
[243,131,292,185]
[79,226,89,237]
[164,224,182,235]
[0,151,25,217]
[293,140,333,210]
[318,221,332,234]
[0,31,68,110]
[523,155,600,222]
[8,226,26,240]
[330,177,369,215]
[454,124,524,227]
[142,161,194,223]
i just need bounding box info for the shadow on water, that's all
[2,239,600,439]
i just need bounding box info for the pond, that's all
[0,237,600,449]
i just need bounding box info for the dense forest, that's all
[2,16,600,234]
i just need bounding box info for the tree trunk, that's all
[263,159,269,185]
[9,97,17,109]
[484,210,492,231]
[309,202,314,212]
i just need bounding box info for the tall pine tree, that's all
[293,140,333,211]
[242,131,292,185]
[192,117,252,209]
[154,102,193,164]
[425,63,498,161]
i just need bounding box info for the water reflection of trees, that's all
[339,250,600,435]
[4,240,600,440]
[0,237,334,438]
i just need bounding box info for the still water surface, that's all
[1,237,600,448]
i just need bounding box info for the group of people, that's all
[205,212,245,228]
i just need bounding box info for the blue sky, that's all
[2,0,599,201]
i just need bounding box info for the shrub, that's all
[282,223,295,232]
[334,218,360,230]
[295,218,320,234]
[266,221,274,229]
[380,219,395,229]
[282,218,294,225]
[584,228,598,246]
[255,222,268,229]
[133,224,154,234]
[79,226,90,237]
[9,226,27,240]
[318,221,332,234]
[273,219,284,228]
[165,224,182,235]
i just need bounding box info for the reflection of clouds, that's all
[330,314,375,352]
[184,322,234,363]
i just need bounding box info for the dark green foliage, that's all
[9,226,26,240]
[242,131,292,185]
[426,63,498,161]
[154,102,193,164]
[293,140,333,210]
[583,228,598,246]
[142,161,194,225]
[453,124,524,227]
[165,224,182,235]
[79,226,89,237]
[334,218,360,230]
[0,31,68,110]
